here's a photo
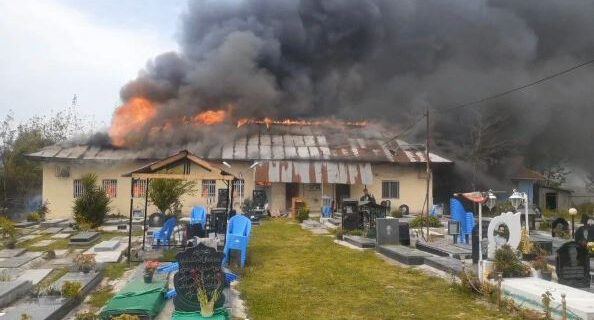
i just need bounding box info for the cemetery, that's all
[0,152,591,319]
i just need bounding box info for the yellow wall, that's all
[42,160,430,219]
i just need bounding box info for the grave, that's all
[0,252,42,269]
[30,239,56,248]
[343,235,376,248]
[50,233,70,240]
[14,221,38,228]
[173,243,226,314]
[60,227,76,234]
[551,217,570,238]
[0,280,32,308]
[17,235,39,243]
[487,212,522,259]
[51,271,102,293]
[376,218,400,246]
[423,256,465,274]
[69,231,100,246]
[84,240,127,263]
[40,219,68,228]
[556,241,590,288]
[0,249,25,259]
[528,233,553,254]
[17,269,53,285]
[377,245,430,265]
[502,277,594,320]
[416,239,472,260]
[40,227,63,234]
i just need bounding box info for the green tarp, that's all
[100,278,167,319]
[172,308,230,320]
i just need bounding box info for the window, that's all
[233,179,245,199]
[132,179,148,198]
[382,181,400,199]
[73,179,84,198]
[102,179,118,198]
[202,180,216,204]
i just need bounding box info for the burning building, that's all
[26,122,451,219]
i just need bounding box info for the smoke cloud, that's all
[112,0,594,187]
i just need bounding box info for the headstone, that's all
[252,189,267,208]
[376,218,400,246]
[398,222,411,246]
[69,231,100,245]
[551,217,570,238]
[209,208,228,235]
[148,212,166,228]
[173,243,226,312]
[575,225,594,246]
[487,212,522,259]
[341,199,360,231]
[556,241,590,288]
[216,189,229,209]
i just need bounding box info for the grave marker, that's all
[551,217,569,238]
[376,218,400,246]
[556,241,590,288]
[173,243,225,312]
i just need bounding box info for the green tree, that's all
[73,173,110,228]
[148,179,196,216]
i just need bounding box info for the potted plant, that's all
[74,254,96,273]
[532,256,552,281]
[144,260,160,283]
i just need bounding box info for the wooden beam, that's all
[130,173,235,181]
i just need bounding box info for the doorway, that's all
[335,184,350,210]
[285,183,300,211]
[545,192,558,210]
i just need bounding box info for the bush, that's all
[0,217,17,248]
[75,312,99,320]
[26,212,42,222]
[148,179,196,216]
[493,245,531,278]
[296,206,310,222]
[62,281,82,299]
[409,215,442,228]
[20,314,32,320]
[73,173,110,228]
[390,209,403,218]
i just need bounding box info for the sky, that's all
[0,0,186,128]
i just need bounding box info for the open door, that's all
[286,183,300,211]
[335,184,350,210]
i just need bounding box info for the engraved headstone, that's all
[341,199,360,231]
[551,217,569,238]
[556,241,590,288]
[148,212,166,228]
[376,218,400,246]
[173,243,225,312]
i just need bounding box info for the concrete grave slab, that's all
[377,245,431,265]
[31,240,56,248]
[0,249,25,259]
[0,280,32,308]
[40,219,68,228]
[50,233,70,239]
[93,240,120,252]
[343,235,376,248]
[60,227,76,233]
[0,253,42,268]
[84,241,128,263]
[17,269,52,286]
[14,221,38,228]
[16,235,39,243]
[40,227,63,234]
[69,231,100,246]
[416,239,472,260]
[423,256,465,274]
[502,277,594,320]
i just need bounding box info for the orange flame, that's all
[110,97,157,147]
[192,110,227,125]
[237,117,367,129]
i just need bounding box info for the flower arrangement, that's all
[588,242,594,255]
[74,254,96,273]
[144,260,160,283]
[191,269,223,318]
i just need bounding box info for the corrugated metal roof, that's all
[255,161,373,185]
[26,126,452,164]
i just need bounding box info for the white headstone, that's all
[487,211,522,259]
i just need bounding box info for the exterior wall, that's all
[41,160,431,219]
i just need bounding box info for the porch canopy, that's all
[254,160,373,185]
[122,150,238,260]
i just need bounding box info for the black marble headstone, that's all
[551,218,569,238]
[173,243,226,312]
[216,189,229,209]
[209,208,228,235]
[253,190,267,208]
[575,225,594,246]
[341,199,360,231]
[376,218,400,246]
[398,222,411,246]
[556,241,590,288]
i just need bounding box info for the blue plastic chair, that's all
[190,206,208,228]
[450,198,474,244]
[223,214,252,268]
[153,217,177,246]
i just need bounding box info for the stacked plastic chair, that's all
[153,217,177,246]
[223,214,252,268]
[190,206,207,228]
[450,198,474,244]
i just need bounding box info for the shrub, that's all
[112,314,140,320]
[148,179,196,216]
[296,206,310,222]
[45,249,56,260]
[26,212,42,222]
[20,314,32,320]
[493,245,531,278]
[62,281,82,299]
[74,254,96,272]
[390,209,403,218]
[75,312,99,320]
[409,215,442,228]
[0,217,17,248]
[73,173,110,228]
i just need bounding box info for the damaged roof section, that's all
[26,125,452,164]
[255,160,373,185]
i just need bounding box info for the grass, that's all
[104,262,131,280]
[239,219,516,320]
[87,285,115,309]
